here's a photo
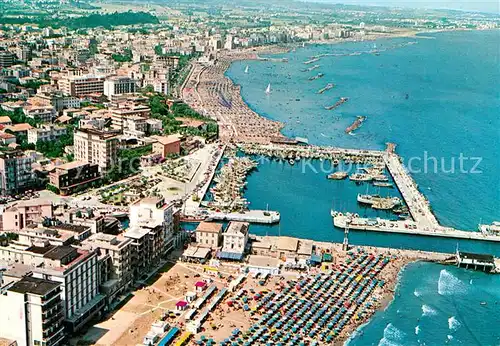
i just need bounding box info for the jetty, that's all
[331,211,500,242]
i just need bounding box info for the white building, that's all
[23,105,57,122]
[27,124,67,144]
[103,76,137,98]
[219,222,249,261]
[0,276,65,346]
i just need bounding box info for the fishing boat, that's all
[372,174,389,182]
[325,97,349,110]
[265,83,271,94]
[349,173,372,182]
[357,193,381,205]
[244,65,249,73]
[309,73,324,81]
[301,64,320,72]
[304,57,320,65]
[317,83,335,94]
[345,116,366,134]
[327,171,348,180]
[373,181,393,188]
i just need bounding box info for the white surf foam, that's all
[438,269,467,296]
[448,316,461,331]
[413,289,421,297]
[415,325,420,335]
[377,323,406,346]
[421,304,437,317]
[447,335,454,340]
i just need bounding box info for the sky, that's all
[306,0,500,13]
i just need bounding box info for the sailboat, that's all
[265,83,271,94]
[244,65,249,74]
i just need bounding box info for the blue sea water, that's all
[226,30,500,232]
[222,30,500,345]
[346,262,500,346]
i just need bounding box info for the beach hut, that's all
[176,300,188,311]
[195,281,207,292]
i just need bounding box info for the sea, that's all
[221,30,500,345]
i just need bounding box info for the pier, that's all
[207,209,280,224]
[332,212,500,242]
[383,147,439,230]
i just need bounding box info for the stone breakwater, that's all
[182,47,290,144]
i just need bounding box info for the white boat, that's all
[245,65,249,74]
[349,173,372,182]
[478,221,500,234]
[265,83,271,94]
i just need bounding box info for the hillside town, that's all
[0,1,498,346]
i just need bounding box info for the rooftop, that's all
[225,221,249,236]
[276,236,299,252]
[196,221,223,234]
[43,245,77,260]
[9,276,60,296]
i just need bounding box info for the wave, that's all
[448,316,461,331]
[421,304,437,317]
[438,269,467,296]
[377,323,406,346]
[413,289,421,297]
[415,325,420,335]
[447,335,454,340]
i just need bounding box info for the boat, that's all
[317,83,335,94]
[480,302,487,306]
[373,182,393,188]
[245,65,249,73]
[345,116,366,134]
[392,206,409,214]
[478,221,500,234]
[265,83,271,94]
[327,171,348,180]
[349,173,372,182]
[372,174,388,182]
[325,97,349,110]
[304,57,320,65]
[309,73,324,81]
[301,64,320,72]
[357,193,381,205]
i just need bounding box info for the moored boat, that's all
[327,171,348,180]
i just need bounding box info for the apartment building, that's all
[73,128,119,173]
[0,277,65,346]
[32,246,105,333]
[27,124,67,144]
[23,105,57,122]
[80,233,134,304]
[0,51,15,68]
[58,74,105,97]
[1,200,53,232]
[103,76,137,98]
[32,92,81,112]
[0,150,34,196]
[125,197,175,279]
[195,222,223,249]
[109,104,150,131]
[123,115,148,137]
[49,161,100,195]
